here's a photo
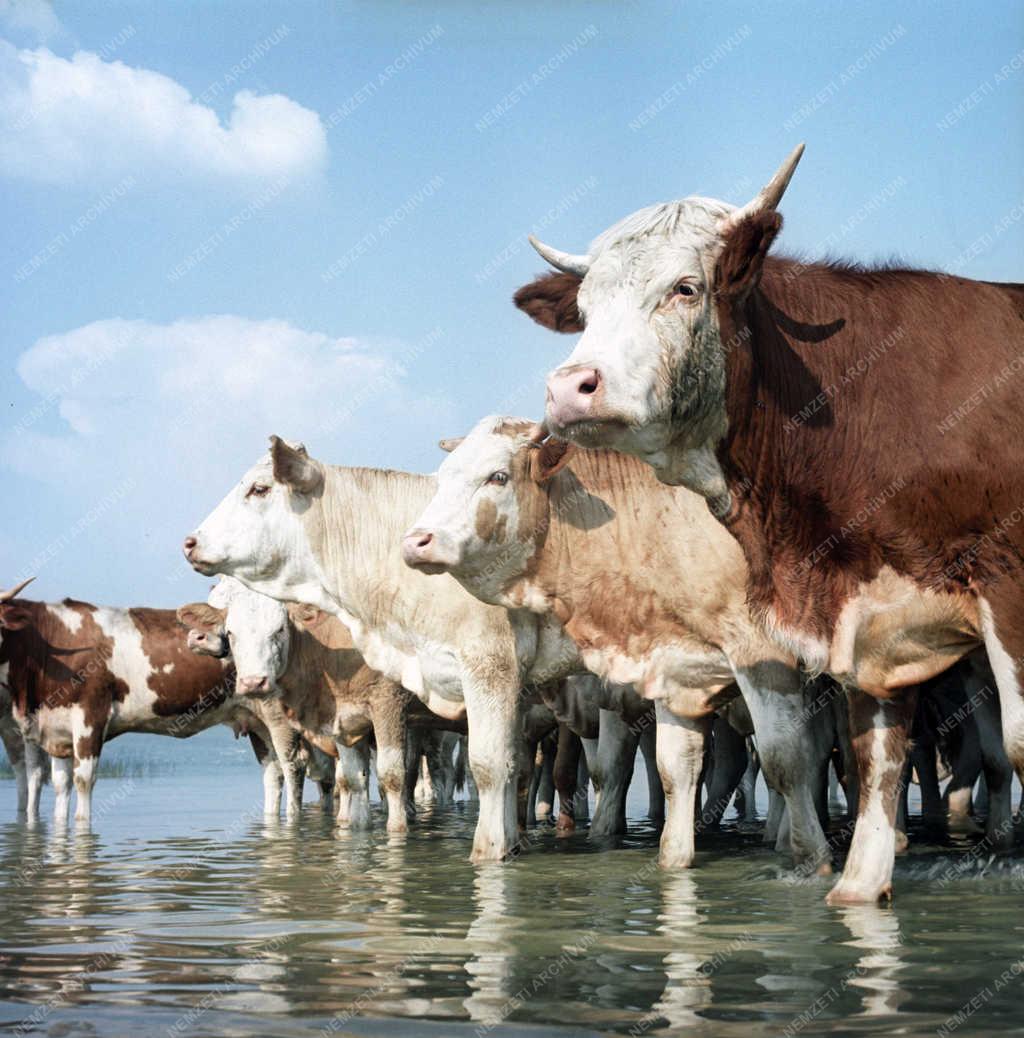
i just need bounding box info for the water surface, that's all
[1,732,1022,1037]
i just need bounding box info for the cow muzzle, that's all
[546,366,606,429]
[401,530,458,574]
[237,674,271,696]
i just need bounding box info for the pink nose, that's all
[546,367,602,427]
[237,675,269,695]
[401,530,436,567]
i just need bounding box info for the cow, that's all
[400,417,836,872]
[0,578,308,822]
[179,575,414,831]
[515,146,1024,902]
[182,438,589,862]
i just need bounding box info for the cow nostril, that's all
[417,533,433,550]
[183,536,197,551]
[577,370,601,395]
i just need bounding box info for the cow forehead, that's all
[589,195,734,254]
[440,417,530,481]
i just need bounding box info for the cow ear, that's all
[438,437,464,453]
[176,603,225,631]
[514,272,584,333]
[290,603,324,629]
[529,438,575,484]
[270,436,323,495]
[0,604,32,630]
[714,211,782,300]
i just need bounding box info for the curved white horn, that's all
[0,577,34,603]
[528,235,591,277]
[722,143,805,228]
[527,421,549,445]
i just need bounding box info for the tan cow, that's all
[179,575,414,831]
[401,417,835,871]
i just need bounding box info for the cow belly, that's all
[829,569,980,695]
[580,643,735,700]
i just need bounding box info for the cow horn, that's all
[722,143,805,229]
[0,577,34,602]
[528,235,591,277]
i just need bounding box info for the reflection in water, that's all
[839,904,907,1018]
[464,863,514,1026]
[650,871,711,1030]
[0,776,1022,1036]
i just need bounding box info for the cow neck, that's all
[529,449,737,648]
[300,463,472,649]
[715,256,1024,639]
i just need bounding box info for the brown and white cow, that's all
[179,575,415,831]
[0,578,308,822]
[517,146,1024,900]
[401,417,836,872]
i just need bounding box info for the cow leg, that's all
[580,736,601,808]
[52,756,73,825]
[247,733,283,815]
[700,715,746,829]
[335,740,372,830]
[970,674,1014,850]
[575,754,591,822]
[656,702,710,869]
[0,719,27,814]
[942,705,982,830]
[735,669,832,873]
[72,721,103,824]
[535,734,556,822]
[524,738,540,826]
[24,741,46,820]
[736,739,760,823]
[463,678,521,863]
[764,789,785,844]
[826,687,916,905]
[639,721,665,826]
[589,708,638,837]
[428,732,458,808]
[404,729,423,810]
[980,597,1024,786]
[370,688,409,834]
[552,724,582,834]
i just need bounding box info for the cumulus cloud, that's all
[0,41,327,185]
[4,313,451,511]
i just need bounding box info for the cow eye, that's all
[674,282,697,298]
[246,483,271,499]
[487,471,509,486]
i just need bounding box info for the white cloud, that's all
[0,1,61,41]
[4,315,452,502]
[0,41,327,185]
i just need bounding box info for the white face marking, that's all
[406,417,533,595]
[188,452,330,608]
[547,197,735,464]
[47,603,84,634]
[209,576,291,689]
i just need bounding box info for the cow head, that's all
[183,436,329,605]
[179,577,292,697]
[401,417,573,601]
[176,602,230,658]
[520,145,803,499]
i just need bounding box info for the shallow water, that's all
[1,734,1024,1038]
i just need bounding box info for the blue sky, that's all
[1,0,1021,608]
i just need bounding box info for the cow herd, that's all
[3,144,1023,905]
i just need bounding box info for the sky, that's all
[1,0,1022,608]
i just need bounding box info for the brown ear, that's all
[0,603,33,630]
[289,602,324,629]
[176,603,225,632]
[714,211,782,300]
[513,272,584,333]
[529,438,575,484]
[438,437,464,453]
[270,435,323,495]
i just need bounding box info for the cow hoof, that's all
[555,816,575,837]
[894,830,909,854]
[825,881,893,906]
[658,851,695,870]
